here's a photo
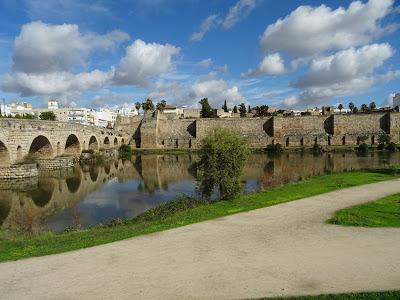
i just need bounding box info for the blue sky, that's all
[0,0,399,110]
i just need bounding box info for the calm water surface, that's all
[1,152,399,232]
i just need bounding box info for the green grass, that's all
[0,168,399,262]
[263,290,400,299]
[328,193,400,227]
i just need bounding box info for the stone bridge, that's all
[0,119,131,167]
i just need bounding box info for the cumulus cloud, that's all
[1,69,114,96]
[244,53,286,77]
[13,21,129,73]
[191,0,260,41]
[113,39,180,86]
[261,0,394,56]
[279,44,395,108]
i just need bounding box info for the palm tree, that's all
[348,102,355,112]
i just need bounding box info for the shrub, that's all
[377,143,385,150]
[357,143,369,154]
[386,142,397,152]
[265,143,283,154]
[198,129,250,200]
[312,143,323,154]
[119,144,133,160]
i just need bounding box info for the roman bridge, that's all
[0,119,131,167]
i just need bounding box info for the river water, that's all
[1,152,399,233]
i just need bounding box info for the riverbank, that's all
[328,193,400,227]
[1,168,400,262]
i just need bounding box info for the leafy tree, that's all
[338,103,343,112]
[39,111,56,121]
[197,129,250,200]
[135,102,141,111]
[233,105,238,113]
[369,101,376,111]
[199,98,214,118]
[378,132,391,145]
[361,103,368,112]
[142,98,154,112]
[255,105,269,117]
[156,100,167,112]
[222,100,228,112]
[239,103,246,117]
[348,102,355,112]
[353,107,359,113]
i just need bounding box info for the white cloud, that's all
[222,0,258,29]
[197,58,213,68]
[279,43,395,108]
[113,39,180,86]
[244,53,286,77]
[190,14,220,42]
[1,69,114,96]
[261,0,394,56]
[13,21,129,73]
[191,0,260,41]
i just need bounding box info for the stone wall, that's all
[36,157,75,170]
[0,163,38,180]
[157,119,196,148]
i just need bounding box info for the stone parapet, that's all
[0,163,38,180]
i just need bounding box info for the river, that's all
[0,152,399,232]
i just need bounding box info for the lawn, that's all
[264,290,400,299]
[0,168,399,262]
[328,193,400,227]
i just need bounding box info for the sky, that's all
[0,0,399,110]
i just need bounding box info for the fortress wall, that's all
[273,116,331,146]
[332,113,388,145]
[157,119,196,149]
[196,118,273,148]
[389,113,400,143]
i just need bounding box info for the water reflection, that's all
[0,152,400,232]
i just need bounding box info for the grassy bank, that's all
[264,290,400,299]
[1,168,399,262]
[328,193,400,227]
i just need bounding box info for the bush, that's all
[386,142,397,152]
[265,143,283,154]
[119,144,133,160]
[198,129,250,200]
[312,143,323,154]
[377,143,385,150]
[357,143,369,154]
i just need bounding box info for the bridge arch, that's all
[29,135,54,159]
[104,137,110,148]
[65,134,81,155]
[0,141,10,167]
[88,136,99,151]
[66,171,82,193]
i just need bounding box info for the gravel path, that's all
[1,179,400,299]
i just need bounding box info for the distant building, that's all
[393,93,400,108]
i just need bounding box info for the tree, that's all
[395,106,399,112]
[348,102,355,112]
[369,101,376,111]
[142,98,154,112]
[233,105,238,113]
[135,102,141,111]
[156,100,167,112]
[361,103,368,112]
[39,111,56,121]
[222,100,228,112]
[338,103,343,112]
[255,105,269,117]
[353,107,359,113]
[239,103,246,117]
[197,129,250,200]
[378,132,391,145]
[248,105,251,113]
[199,98,214,118]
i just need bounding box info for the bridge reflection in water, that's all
[1,152,400,233]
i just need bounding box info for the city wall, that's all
[116,112,400,149]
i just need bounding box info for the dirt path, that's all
[1,179,400,299]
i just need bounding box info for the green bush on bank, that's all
[119,144,133,160]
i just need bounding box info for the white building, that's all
[94,108,118,128]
